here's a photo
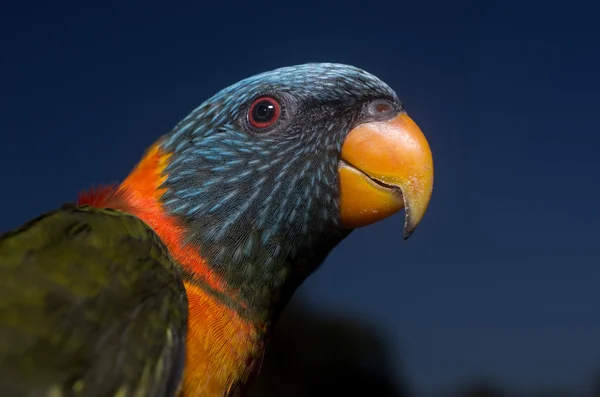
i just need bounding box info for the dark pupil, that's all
[254,101,275,122]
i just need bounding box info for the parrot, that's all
[0,63,434,397]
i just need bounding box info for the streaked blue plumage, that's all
[156,63,399,319]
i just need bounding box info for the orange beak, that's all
[338,112,434,239]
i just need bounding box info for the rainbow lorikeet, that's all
[0,63,434,397]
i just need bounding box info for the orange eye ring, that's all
[248,97,281,129]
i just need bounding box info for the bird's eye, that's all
[248,97,281,129]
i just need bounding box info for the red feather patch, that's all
[78,184,118,208]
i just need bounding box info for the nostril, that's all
[377,102,392,113]
[366,99,398,120]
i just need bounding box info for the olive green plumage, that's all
[0,204,188,397]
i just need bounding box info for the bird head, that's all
[115,63,434,321]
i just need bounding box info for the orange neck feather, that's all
[80,144,264,396]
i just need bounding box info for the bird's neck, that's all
[81,141,348,395]
[103,142,348,322]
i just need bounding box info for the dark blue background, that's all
[2,1,599,394]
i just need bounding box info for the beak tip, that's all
[402,203,428,240]
[402,222,416,240]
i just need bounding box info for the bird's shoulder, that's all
[0,204,188,397]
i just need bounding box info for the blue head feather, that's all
[158,63,399,318]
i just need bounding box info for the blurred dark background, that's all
[1,1,599,396]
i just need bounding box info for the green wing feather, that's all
[0,204,188,397]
